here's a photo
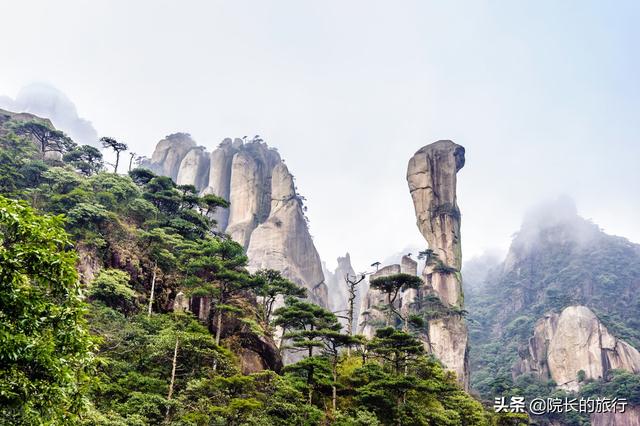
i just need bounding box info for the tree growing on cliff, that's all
[369,273,422,328]
[13,120,76,160]
[100,136,128,173]
[137,227,183,316]
[253,269,306,332]
[182,238,254,347]
[274,298,341,404]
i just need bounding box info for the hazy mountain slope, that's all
[468,197,640,396]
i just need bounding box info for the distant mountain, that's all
[468,197,640,405]
[0,83,98,146]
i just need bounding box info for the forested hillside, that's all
[0,111,515,425]
[467,198,640,425]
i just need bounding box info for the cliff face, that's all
[514,305,640,391]
[149,133,197,182]
[406,140,469,389]
[147,136,328,308]
[245,163,327,305]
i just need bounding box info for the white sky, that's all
[1,1,639,271]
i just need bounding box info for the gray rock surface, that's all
[514,305,640,391]
[406,140,469,389]
[246,162,328,307]
[176,146,210,189]
[146,136,328,308]
[400,255,418,324]
[149,133,197,181]
[358,264,401,339]
[201,138,238,230]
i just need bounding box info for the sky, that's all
[1,0,638,271]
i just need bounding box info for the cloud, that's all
[0,83,98,146]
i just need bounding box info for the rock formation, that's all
[406,140,469,389]
[359,264,402,338]
[149,133,196,182]
[358,255,419,337]
[176,146,209,189]
[245,162,327,305]
[323,253,363,333]
[514,305,640,391]
[146,136,328,308]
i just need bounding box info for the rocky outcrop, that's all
[514,305,640,391]
[201,138,241,230]
[176,146,209,189]
[226,146,281,249]
[149,133,197,182]
[246,163,327,306]
[406,140,469,389]
[146,136,328,308]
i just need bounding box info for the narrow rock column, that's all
[407,140,469,389]
[358,264,401,339]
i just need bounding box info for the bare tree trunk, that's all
[148,261,157,317]
[386,293,392,327]
[114,152,120,174]
[215,310,223,345]
[212,308,223,372]
[332,361,338,412]
[128,153,134,172]
[165,336,179,419]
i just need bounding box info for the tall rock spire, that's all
[407,140,469,389]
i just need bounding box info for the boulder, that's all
[514,305,640,391]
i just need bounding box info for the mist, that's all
[1,1,638,272]
[0,83,98,146]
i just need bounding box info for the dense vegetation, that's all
[466,205,640,425]
[0,114,516,425]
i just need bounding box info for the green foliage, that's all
[0,134,497,425]
[580,369,640,405]
[254,269,307,331]
[367,327,424,374]
[0,195,95,424]
[369,273,422,326]
[12,120,76,159]
[128,167,157,186]
[63,145,104,176]
[89,269,139,314]
[467,215,640,422]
